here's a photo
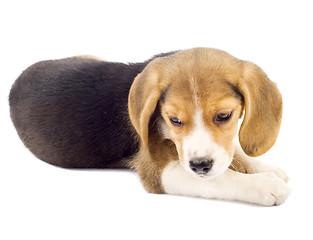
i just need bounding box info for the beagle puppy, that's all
[9,48,290,206]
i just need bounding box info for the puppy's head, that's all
[129,48,282,179]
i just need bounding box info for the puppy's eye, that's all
[214,111,233,125]
[170,118,183,127]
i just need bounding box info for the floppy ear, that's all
[238,61,283,157]
[128,61,168,148]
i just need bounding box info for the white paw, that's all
[248,160,289,182]
[250,173,291,206]
[268,166,289,183]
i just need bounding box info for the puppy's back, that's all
[9,58,144,168]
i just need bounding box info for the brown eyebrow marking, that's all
[227,82,244,102]
[160,87,169,103]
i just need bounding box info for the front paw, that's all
[250,173,291,206]
[252,162,289,183]
[267,166,289,183]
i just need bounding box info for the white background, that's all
[1,0,312,239]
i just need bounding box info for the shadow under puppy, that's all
[9,48,290,206]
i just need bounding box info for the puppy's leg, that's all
[162,161,291,206]
[230,143,289,182]
[132,149,168,194]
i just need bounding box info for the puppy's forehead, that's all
[162,48,243,73]
[160,48,243,105]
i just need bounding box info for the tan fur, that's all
[128,48,282,193]
[236,62,282,156]
[67,55,106,61]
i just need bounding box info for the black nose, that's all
[189,158,213,175]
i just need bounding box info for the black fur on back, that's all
[9,52,177,168]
